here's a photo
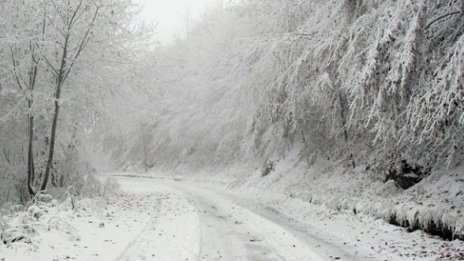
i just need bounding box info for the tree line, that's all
[114,0,463,174]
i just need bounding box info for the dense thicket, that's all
[121,0,463,172]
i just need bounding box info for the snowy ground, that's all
[1,174,463,260]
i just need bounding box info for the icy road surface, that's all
[115,176,381,261]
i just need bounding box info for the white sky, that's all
[135,0,219,43]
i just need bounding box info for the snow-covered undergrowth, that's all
[246,159,464,242]
[0,177,127,260]
[0,177,25,207]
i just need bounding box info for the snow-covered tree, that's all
[0,0,151,200]
[119,0,464,172]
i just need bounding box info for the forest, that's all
[1,0,464,258]
[112,0,464,173]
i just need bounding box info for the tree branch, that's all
[49,0,66,24]
[69,0,84,27]
[425,11,461,30]
[43,56,59,77]
[9,45,24,91]
[63,7,99,82]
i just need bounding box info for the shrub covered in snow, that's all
[0,192,86,249]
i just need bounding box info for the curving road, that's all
[115,176,376,261]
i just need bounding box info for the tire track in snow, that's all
[115,194,163,261]
[115,190,201,261]
[115,176,381,261]
[171,184,326,261]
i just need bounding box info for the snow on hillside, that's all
[231,158,464,242]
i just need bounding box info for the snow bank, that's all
[165,151,464,242]
[272,161,461,241]
[237,158,464,241]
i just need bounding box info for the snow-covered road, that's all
[116,176,379,261]
[3,175,462,260]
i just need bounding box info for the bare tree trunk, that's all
[27,107,35,196]
[141,123,149,172]
[339,92,349,142]
[41,3,99,191]
[26,14,45,196]
[9,41,40,196]
[42,31,68,191]
[41,79,64,191]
